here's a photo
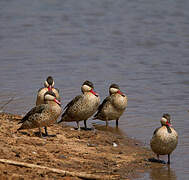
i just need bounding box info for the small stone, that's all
[59,154,67,159]
[87,143,97,147]
[113,142,118,147]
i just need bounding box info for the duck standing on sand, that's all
[58,80,100,130]
[36,76,60,106]
[93,84,127,127]
[18,91,62,137]
[150,114,178,164]
[36,76,60,135]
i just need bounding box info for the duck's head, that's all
[44,91,61,106]
[44,76,54,91]
[81,80,99,97]
[109,84,125,96]
[161,113,171,127]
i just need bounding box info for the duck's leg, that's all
[44,126,56,137]
[105,118,109,127]
[44,126,48,136]
[167,154,170,164]
[38,127,42,138]
[116,118,119,128]
[84,120,87,129]
[76,121,81,131]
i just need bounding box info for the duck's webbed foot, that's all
[75,121,93,131]
[148,156,166,164]
[44,127,56,137]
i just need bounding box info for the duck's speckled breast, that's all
[77,93,100,119]
[150,126,178,155]
[112,94,127,110]
[101,94,127,120]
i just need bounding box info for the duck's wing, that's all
[53,88,60,101]
[93,96,111,118]
[58,95,82,123]
[19,105,46,124]
[37,87,45,93]
[98,96,111,112]
[64,95,82,110]
[54,88,59,93]
[153,127,161,135]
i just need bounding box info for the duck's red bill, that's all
[54,98,61,105]
[90,89,99,97]
[166,121,172,127]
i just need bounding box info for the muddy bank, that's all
[0,112,154,179]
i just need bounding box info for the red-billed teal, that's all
[93,84,127,127]
[150,114,178,164]
[36,76,60,135]
[18,91,62,137]
[58,80,100,130]
[36,76,60,106]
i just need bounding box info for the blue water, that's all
[0,0,189,179]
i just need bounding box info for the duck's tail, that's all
[57,112,66,124]
[92,113,98,120]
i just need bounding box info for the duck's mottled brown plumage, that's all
[58,80,100,129]
[18,92,62,136]
[18,104,60,130]
[93,84,127,127]
[150,114,178,164]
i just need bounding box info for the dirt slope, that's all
[0,112,153,179]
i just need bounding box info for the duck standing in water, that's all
[58,80,100,130]
[93,84,127,127]
[18,91,62,137]
[36,76,60,135]
[150,114,178,164]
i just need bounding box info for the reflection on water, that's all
[92,122,124,136]
[150,165,177,180]
[0,0,189,179]
[138,165,177,180]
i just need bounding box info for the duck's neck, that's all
[165,125,172,133]
[48,101,61,108]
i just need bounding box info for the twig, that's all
[0,97,14,111]
[0,159,114,179]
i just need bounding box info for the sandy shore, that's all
[0,112,154,179]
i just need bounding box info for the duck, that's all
[58,80,100,130]
[36,76,60,135]
[18,91,62,137]
[150,114,178,164]
[93,84,127,127]
[36,76,60,106]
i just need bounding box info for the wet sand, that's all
[0,112,155,179]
